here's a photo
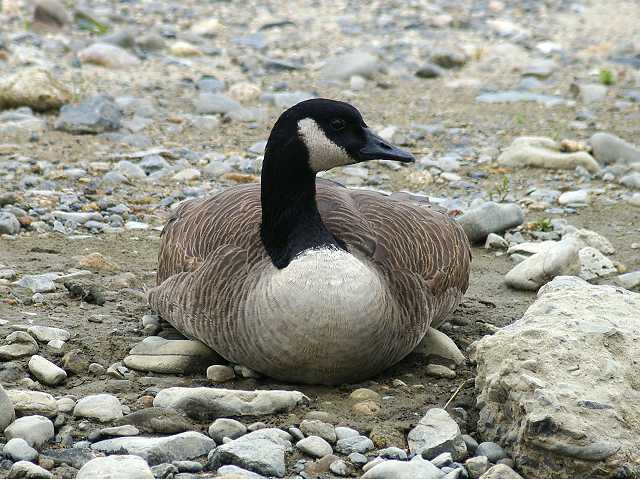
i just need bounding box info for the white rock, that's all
[296,436,333,458]
[91,431,215,465]
[207,365,235,383]
[361,456,444,479]
[6,390,57,417]
[504,238,581,290]
[77,455,154,479]
[4,415,55,448]
[479,464,524,479]
[8,461,53,479]
[0,384,15,430]
[28,355,67,386]
[153,388,308,418]
[299,419,336,444]
[563,228,615,255]
[335,435,374,455]
[0,68,71,112]
[0,331,38,360]
[100,425,140,436]
[3,437,38,462]
[578,247,617,281]
[415,327,465,365]
[14,274,57,293]
[558,190,590,205]
[472,276,640,478]
[621,172,640,189]
[407,408,467,461]
[498,137,599,173]
[458,202,524,243]
[614,271,640,290]
[56,397,76,413]
[208,418,247,443]
[216,465,268,478]
[74,394,123,422]
[335,427,360,441]
[78,43,141,69]
[123,337,222,374]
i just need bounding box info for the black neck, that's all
[260,135,342,269]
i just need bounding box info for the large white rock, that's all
[407,408,467,461]
[77,455,154,479]
[28,355,67,386]
[91,431,215,466]
[6,390,58,417]
[74,394,123,422]
[505,238,581,290]
[361,456,444,479]
[4,415,55,448]
[498,137,600,173]
[153,387,308,419]
[472,276,640,478]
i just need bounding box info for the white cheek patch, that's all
[298,118,354,172]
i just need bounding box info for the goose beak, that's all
[358,128,415,163]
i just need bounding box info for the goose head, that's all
[265,98,415,174]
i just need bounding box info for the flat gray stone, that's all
[335,435,374,455]
[475,442,507,463]
[153,387,307,420]
[91,431,215,466]
[77,455,154,479]
[300,419,336,444]
[74,394,123,422]
[27,326,70,342]
[407,408,467,461]
[3,438,38,462]
[0,331,39,360]
[208,429,291,478]
[113,407,192,434]
[5,390,57,417]
[590,132,640,165]
[124,337,222,374]
[4,415,55,448]
[458,202,524,244]
[208,418,247,443]
[55,95,122,134]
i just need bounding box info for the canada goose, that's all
[148,98,471,385]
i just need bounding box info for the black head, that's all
[266,98,415,173]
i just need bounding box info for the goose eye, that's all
[330,118,346,131]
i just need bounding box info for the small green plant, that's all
[489,175,511,202]
[514,112,525,126]
[530,217,553,232]
[599,68,615,86]
[74,11,110,35]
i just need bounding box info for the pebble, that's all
[615,271,640,290]
[334,426,360,441]
[28,355,67,386]
[123,337,222,374]
[91,431,215,466]
[407,408,467,461]
[0,212,21,235]
[299,419,336,444]
[361,456,443,479]
[377,447,407,460]
[76,455,154,479]
[73,394,123,422]
[475,442,507,462]
[485,233,508,250]
[4,415,55,448]
[8,461,53,479]
[215,465,267,478]
[458,202,524,243]
[416,63,446,79]
[5,390,58,417]
[0,331,39,360]
[462,435,479,454]
[426,364,457,379]
[590,132,640,165]
[416,327,465,364]
[113,407,192,434]
[14,275,57,294]
[335,435,374,455]
[208,418,247,443]
[321,51,379,80]
[558,190,589,205]
[207,365,236,383]
[498,137,599,173]
[99,425,140,437]
[0,67,72,112]
[296,436,333,458]
[466,456,490,479]
[479,464,524,479]
[78,43,141,69]
[28,326,70,343]
[621,172,640,189]
[55,95,122,134]
[3,438,39,462]
[0,384,15,430]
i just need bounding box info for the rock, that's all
[40,448,97,468]
[77,455,154,479]
[321,51,379,80]
[431,49,467,69]
[8,461,52,479]
[504,238,581,290]
[3,438,38,462]
[0,384,15,430]
[4,415,55,448]
[61,350,90,375]
[557,190,589,205]
[194,93,242,115]
[476,91,564,106]
[27,326,70,343]
[208,429,291,478]
[100,425,140,437]
[216,465,267,478]
[466,456,490,479]
[296,436,333,458]
[615,271,640,290]
[229,83,262,102]
[5,390,57,417]
[590,132,640,165]
[299,420,336,444]
[563,228,615,255]
[0,68,72,112]
[0,212,20,235]
[407,408,467,461]
[153,388,308,420]
[0,332,38,360]
[262,91,315,109]
[572,83,608,104]
[431,452,453,467]
[169,41,202,57]
[458,202,524,243]
[377,447,407,460]
[92,431,215,466]
[621,172,640,189]
[335,435,374,455]
[472,276,640,479]
[426,364,456,379]
[78,43,141,69]
[416,63,446,79]
[206,365,235,383]
[475,443,507,463]
[14,275,57,294]
[73,394,123,422]
[123,337,222,374]
[33,0,70,27]
[78,252,119,271]
[335,427,360,441]
[190,17,221,36]
[485,233,508,250]
[415,327,465,364]
[361,456,444,479]
[497,137,600,173]
[28,355,67,386]
[55,95,122,134]
[578,247,617,281]
[114,407,192,434]
[208,418,247,443]
[329,459,351,476]
[478,464,524,479]
[521,59,556,79]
